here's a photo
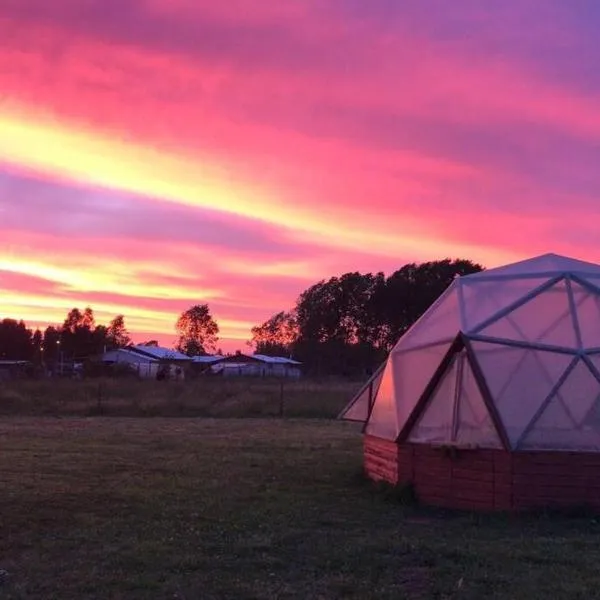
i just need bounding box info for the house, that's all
[0,360,32,380]
[210,353,302,378]
[99,344,191,379]
[99,348,159,379]
[189,354,226,375]
[129,345,191,364]
[129,345,191,380]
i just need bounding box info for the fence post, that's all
[97,381,103,415]
[279,379,285,418]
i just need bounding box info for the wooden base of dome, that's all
[364,435,600,512]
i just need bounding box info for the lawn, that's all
[1,418,600,599]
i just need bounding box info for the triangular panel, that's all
[467,253,600,279]
[365,361,398,440]
[521,360,600,451]
[395,285,461,350]
[409,351,501,447]
[392,341,452,433]
[589,354,600,379]
[468,343,526,403]
[460,277,549,332]
[478,279,577,348]
[570,282,600,350]
[408,354,457,443]
[339,366,384,422]
[554,360,600,425]
[472,342,573,447]
[455,357,502,447]
[579,275,600,292]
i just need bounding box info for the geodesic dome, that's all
[340,253,600,452]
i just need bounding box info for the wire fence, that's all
[0,377,360,419]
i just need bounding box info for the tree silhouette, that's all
[60,307,107,358]
[175,304,219,355]
[31,329,43,364]
[106,315,131,349]
[248,259,484,375]
[0,319,34,360]
[42,326,61,364]
[249,311,298,356]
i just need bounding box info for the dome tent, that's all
[339,253,600,511]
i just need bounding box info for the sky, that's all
[1,1,600,352]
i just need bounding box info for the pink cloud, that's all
[1,1,600,349]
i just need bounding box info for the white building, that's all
[211,354,302,378]
[100,348,159,379]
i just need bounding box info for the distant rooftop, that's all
[192,355,225,364]
[0,360,30,366]
[130,345,191,361]
[253,354,302,365]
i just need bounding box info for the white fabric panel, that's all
[479,280,577,348]
[467,254,600,279]
[392,342,451,435]
[409,352,501,448]
[339,367,384,422]
[396,285,461,350]
[365,361,399,440]
[521,359,600,451]
[408,355,457,443]
[590,354,600,378]
[570,282,600,350]
[455,357,502,448]
[473,342,573,448]
[459,277,547,333]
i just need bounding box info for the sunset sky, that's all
[1,1,600,352]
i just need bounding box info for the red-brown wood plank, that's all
[364,438,600,512]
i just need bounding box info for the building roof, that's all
[101,348,158,363]
[192,355,225,364]
[0,360,30,366]
[130,345,191,361]
[253,354,302,365]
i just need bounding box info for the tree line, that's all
[0,304,221,365]
[249,259,483,375]
[0,258,483,374]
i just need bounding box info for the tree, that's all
[293,272,386,375]
[247,258,484,376]
[175,304,219,355]
[0,319,34,360]
[60,306,107,358]
[249,311,298,356]
[106,315,131,349]
[42,326,61,364]
[32,329,43,364]
[379,259,483,349]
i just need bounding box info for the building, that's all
[0,360,31,380]
[99,348,159,379]
[210,353,302,378]
[340,253,600,512]
[129,345,191,363]
[100,345,191,379]
[189,354,226,375]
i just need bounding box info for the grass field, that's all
[0,377,357,419]
[2,418,600,598]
